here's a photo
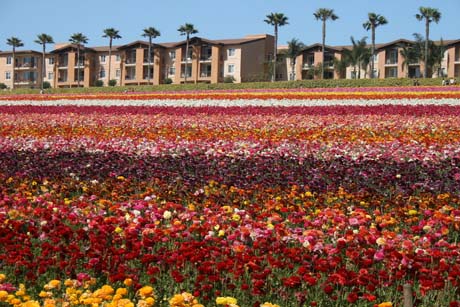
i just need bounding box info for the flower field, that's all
[1,87,460,307]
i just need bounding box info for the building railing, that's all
[14,79,37,83]
[385,58,398,65]
[200,56,212,61]
[181,73,192,78]
[125,58,137,64]
[58,78,68,82]
[15,63,37,69]
[200,72,211,77]
[125,75,136,80]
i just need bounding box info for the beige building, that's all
[1,34,459,89]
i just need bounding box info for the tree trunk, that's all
[185,34,189,83]
[321,20,326,80]
[291,59,295,81]
[42,44,46,90]
[147,37,152,85]
[424,19,429,78]
[77,47,80,87]
[11,48,15,90]
[371,25,375,78]
[108,38,112,86]
[273,25,278,82]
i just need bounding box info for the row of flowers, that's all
[1,104,460,306]
[0,87,460,103]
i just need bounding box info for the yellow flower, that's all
[0,274,6,282]
[408,209,418,216]
[22,301,41,307]
[0,291,8,301]
[116,288,128,296]
[137,286,154,299]
[117,298,135,307]
[376,237,386,246]
[114,226,123,234]
[216,296,238,305]
[44,280,61,290]
[218,229,225,237]
[123,278,133,287]
[231,214,241,222]
[169,294,184,306]
[378,303,393,307]
[261,303,280,307]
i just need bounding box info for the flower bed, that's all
[0,90,460,307]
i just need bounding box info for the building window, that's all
[169,67,176,75]
[100,55,106,63]
[169,51,176,60]
[48,72,53,80]
[6,56,12,65]
[116,54,121,62]
[227,64,235,74]
[115,69,121,78]
[5,71,11,80]
[100,69,106,78]
[48,57,55,65]
[228,48,236,57]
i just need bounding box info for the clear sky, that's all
[1,0,459,51]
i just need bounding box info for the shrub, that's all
[42,81,51,89]
[0,83,7,90]
[164,78,173,84]
[94,80,104,87]
[108,79,117,87]
[223,76,235,83]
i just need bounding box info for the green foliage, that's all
[94,80,104,87]
[1,78,457,95]
[164,78,173,84]
[108,79,117,87]
[0,83,7,90]
[42,81,51,89]
[223,76,235,83]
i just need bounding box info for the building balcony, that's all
[200,72,211,78]
[14,79,37,84]
[15,63,37,69]
[199,56,212,62]
[385,59,398,65]
[181,57,193,63]
[302,63,314,70]
[125,58,137,65]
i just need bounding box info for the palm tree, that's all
[343,37,368,79]
[313,8,338,79]
[142,27,161,85]
[264,13,289,82]
[102,28,121,85]
[6,37,24,90]
[363,13,388,78]
[69,33,89,87]
[178,23,198,83]
[400,44,420,78]
[416,7,441,78]
[285,38,304,80]
[34,33,54,90]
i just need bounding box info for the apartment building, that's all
[289,38,460,80]
[1,34,459,88]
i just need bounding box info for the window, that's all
[227,64,235,74]
[169,51,176,60]
[6,56,12,65]
[169,67,176,75]
[48,57,54,65]
[5,71,11,80]
[99,69,106,78]
[100,55,106,63]
[115,69,121,78]
[228,48,236,57]
[116,54,121,62]
[48,72,53,80]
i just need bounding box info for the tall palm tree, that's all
[416,7,441,78]
[178,23,198,83]
[34,33,54,90]
[69,33,89,87]
[363,13,388,78]
[6,37,24,90]
[102,28,121,85]
[142,27,161,85]
[264,13,289,82]
[314,8,338,79]
[285,38,304,81]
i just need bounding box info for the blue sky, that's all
[1,0,459,51]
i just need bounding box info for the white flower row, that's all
[1,98,460,106]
